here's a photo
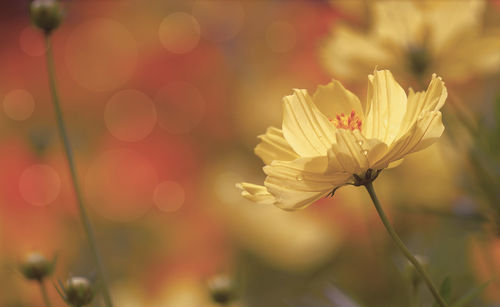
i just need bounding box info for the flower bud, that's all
[30,0,63,34]
[19,252,55,281]
[207,274,234,305]
[64,277,94,306]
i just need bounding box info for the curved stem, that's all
[43,35,114,307]
[39,280,52,307]
[364,181,448,307]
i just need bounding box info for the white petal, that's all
[254,127,298,165]
[282,89,336,157]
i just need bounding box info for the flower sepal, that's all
[352,169,382,187]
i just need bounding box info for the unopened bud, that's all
[19,252,55,281]
[207,274,234,305]
[65,277,94,307]
[30,0,63,34]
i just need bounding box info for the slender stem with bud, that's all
[364,181,448,307]
[39,280,52,307]
[43,35,114,307]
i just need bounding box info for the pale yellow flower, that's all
[237,70,447,210]
[322,0,500,84]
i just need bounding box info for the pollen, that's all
[331,110,362,131]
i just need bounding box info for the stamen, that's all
[330,109,362,131]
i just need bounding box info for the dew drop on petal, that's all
[357,140,363,146]
[296,174,304,181]
[361,150,368,156]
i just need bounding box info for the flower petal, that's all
[321,25,392,81]
[237,182,276,205]
[437,32,500,81]
[282,89,336,157]
[373,1,424,47]
[263,157,350,210]
[398,74,447,138]
[328,129,388,174]
[254,127,298,165]
[312,80,364,121]
[425,0,485,55]
[375,111,444,168]
[363,70,408,144]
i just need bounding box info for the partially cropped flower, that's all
[322,0,500,84]
[237,70,447,210]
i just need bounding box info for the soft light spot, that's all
[19,27,46,56]
[159,12,200,54]
[331,110,362,131]
[105,90,157,142]
[19,164,61,206]
[153,181,185,212]
[215,171,243,205]
[85,149,158,221]
[266,21,296,53]
[65,18,138,92]
[3,89,35,121]
[155,82,205,134]
[192,0,244,42]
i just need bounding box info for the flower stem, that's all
[364,181,448,307]
[39,280,52,307]
[43,35,114,307]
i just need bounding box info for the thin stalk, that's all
[364,181,448,307]
[39,280,52,307]
[43,35,113,307]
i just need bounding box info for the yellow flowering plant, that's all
[238,70,446,210]
[237,69,449,306]
[322,0,500,85]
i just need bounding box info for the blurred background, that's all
[1,0,499,306]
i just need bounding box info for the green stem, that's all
[39,279,52,307]
[43,35,114,307]
[364,181,448,307]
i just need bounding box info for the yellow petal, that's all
[328,129,388,174]
[312,80,364,122]
[373,1,424,47]
[398,74,447,137]
[254,127,298,165]
[321,25,392,81]
[282,89,336,157]
[236,182,276,205]
[263,157,350,210]
[438,32,500,81]
[376,111,444,168]
[364,70,407,144]
[425,0,485,55]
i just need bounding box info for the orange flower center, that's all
[331,110,362,131]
